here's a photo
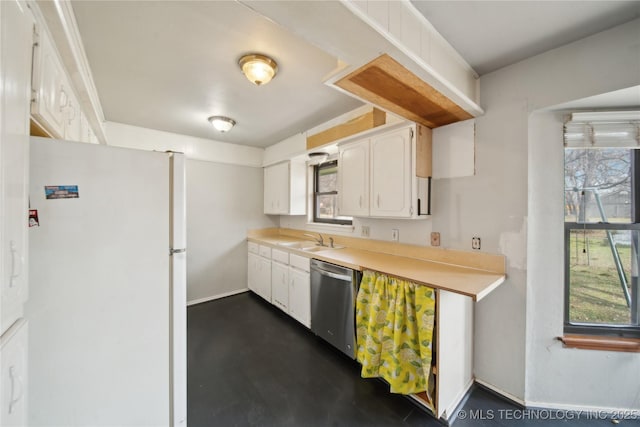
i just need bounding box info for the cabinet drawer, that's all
[289,253,310,272]
[248,241,259,255]
[259,245,271,259]
[272,249,289,264]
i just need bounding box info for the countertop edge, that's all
[247,236,507,300]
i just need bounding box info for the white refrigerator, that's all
[26,137,187,426]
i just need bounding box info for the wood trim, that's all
[334,54,473,129]
[306,108,386,149]
[30,118,52,138]
[559,335,640,352]
[415,124,432,178]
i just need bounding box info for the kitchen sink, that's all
[302,245,345,253]
[278,241,316,249]
[277,241,345,252]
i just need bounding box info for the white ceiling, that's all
[410,0,640,76]
[71,1,363,148]
[72,1,640,149]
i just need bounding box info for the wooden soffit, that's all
[334,54,473,129]
[306,107,386,149]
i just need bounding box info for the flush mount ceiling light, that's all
[308,151,329,164]
[238,53,278,86]
[208,116,236,132]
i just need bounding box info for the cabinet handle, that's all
[67,102,76,124]
[377,194,380,207]
[59,87,68,111]
[359,195,362,208]
[9,241,22,288]
[9,365,24,414]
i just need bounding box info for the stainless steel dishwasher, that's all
[310,259,362,359]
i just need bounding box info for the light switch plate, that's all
[430,232,440,246]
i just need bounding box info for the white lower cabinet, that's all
[247,243,272,302]
[257,257,271,302]
[288,254,311,328]
[271,249,289,311]
[271,261,289,311]
[247,244,311,328]
[247,252,260,294]
[0,319,28,426]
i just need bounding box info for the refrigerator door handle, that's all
[170,248,186,255]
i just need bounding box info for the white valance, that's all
[564,111,640,148]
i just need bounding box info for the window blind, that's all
[564,111,640,148]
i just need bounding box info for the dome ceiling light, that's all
[238,53,278,86]
[208,116,236,132]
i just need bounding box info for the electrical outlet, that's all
[361,226,370,238]
[430,232,440,246]
[472,236,481,250]
[391,229,399,241]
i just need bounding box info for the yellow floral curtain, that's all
[355,270,436,401]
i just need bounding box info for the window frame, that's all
[312,160,352,226]
[564,149,640,338]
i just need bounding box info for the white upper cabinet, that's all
[63,90,82,142]
[31,27,68,138]
[30,20,99,144]
[370,126,412,217]
[338,139,370,217]
[1,0,33,336]
[263,160,306,215]
[337,123,432,219]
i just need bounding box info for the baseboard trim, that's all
[525,400,640,415]
[187,288,249,306]
[475,379,525,407]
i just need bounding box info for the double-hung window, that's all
[564,112,640,338]
[313,160,352,225]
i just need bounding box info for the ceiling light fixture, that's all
[239,53,278,86]
[208,116,236,132]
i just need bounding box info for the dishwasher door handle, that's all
[310,266,352,282]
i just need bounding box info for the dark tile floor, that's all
[188,292,637,426]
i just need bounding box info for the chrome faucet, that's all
[304,232,325,246]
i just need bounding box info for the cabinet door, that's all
[263,166,276,213]
[247,252,260,293]
[258,257,271,302]
[64,92,82,142]
[338,139,370,217]
[31,29,67,138]
[271,261,289,311]
[370,127,412,217]
[264,162,290,214]
[1,0,32,335]
[289,268,310,328]
[0,320,28,426]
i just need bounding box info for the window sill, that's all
[559,335,640,353]
[305,222,355,234]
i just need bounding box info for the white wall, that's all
[106,121,264,167]
[186,159,277,303]
[280,215,432,246]
[430,18,640,407]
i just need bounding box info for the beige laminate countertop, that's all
[248,235,505,301]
